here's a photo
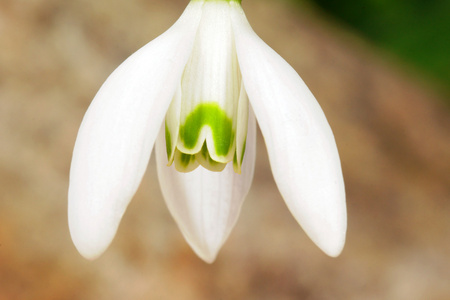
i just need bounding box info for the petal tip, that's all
[196,250,218,264]
[76,246,104,261]
[318,231,346,258]
[68,204,117,260]
[309,218,347,258]
[181,231,222,264]
[69,222,111,260]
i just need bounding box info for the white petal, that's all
[155,110,257,263]
[231,4,346,257]
[68,1,204,260]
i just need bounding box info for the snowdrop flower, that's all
[68,0,346,263]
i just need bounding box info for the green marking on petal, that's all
[201,141,209,159]
[233,152,239,173]
[197,143,227,172]
[240,139,246,163]
[165,122,172,161]
[232,139,246,174]
[173,149,199,173]
[180,153,195,167]
[179,103,235,157]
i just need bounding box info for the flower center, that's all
[164,0,249,174]
[179,103,235,157]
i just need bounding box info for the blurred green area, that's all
[289,0,450,99]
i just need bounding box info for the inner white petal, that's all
[176,1,241,163]
[233,81,249,173]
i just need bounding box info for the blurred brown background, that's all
[1,0,449,299]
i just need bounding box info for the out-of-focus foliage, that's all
[291,0,450,97]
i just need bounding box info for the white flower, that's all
[68,0,346,263]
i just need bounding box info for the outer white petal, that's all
[68,1,204,260]
[231,4,346,257]
[155,110,257,263]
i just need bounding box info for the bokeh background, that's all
[292,0,450,97]
[1,0,449,299]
